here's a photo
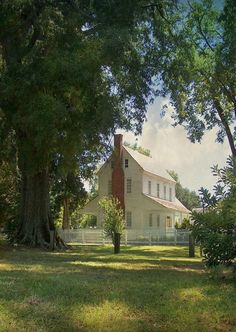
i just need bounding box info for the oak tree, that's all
[0,1,158,247]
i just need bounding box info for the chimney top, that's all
[114,134,123,148]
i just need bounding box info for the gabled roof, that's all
[124,146,175,183]
[143,194,190,213]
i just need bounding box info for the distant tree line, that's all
[124,141,151,157]
[167,170,201,211]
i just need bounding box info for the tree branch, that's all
[197,15,215,52]
[213,98,236,157]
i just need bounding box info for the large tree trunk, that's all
[62,197,71,230]
[16,166,66,249]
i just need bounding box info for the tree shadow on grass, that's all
[0,262,235,332]
[0,245,202,272]
[0,245,236,331]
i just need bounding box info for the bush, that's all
[175,217,191,230]
[192,197,236,267]
[79,214,97,228]
[99,196,125,253]
[3,217,19,243]
[192,157,236,270]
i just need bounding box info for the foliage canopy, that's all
[148,0,236,156]
[0,0,157,247]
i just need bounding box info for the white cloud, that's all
[120,98,231,193]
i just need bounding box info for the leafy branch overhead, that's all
[148,0,236,156]
[199,156,236,208]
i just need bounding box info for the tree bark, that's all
[16,164,67,249]
[213,99,236,157]
[114,232,121,254]
[62,197,70,230]
[189,233,195,258]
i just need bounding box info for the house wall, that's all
[98,160,113,197]
[81,146,188,230]
[78,196,104,228]
[141,195,176,231]
[142,172,176,202]
[122,149,178,230]
[122,148,144,229]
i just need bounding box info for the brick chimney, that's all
[112,134,125,212]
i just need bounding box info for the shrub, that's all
[175,217,191,230]
[99,196,125,254]
[192,197,236,267]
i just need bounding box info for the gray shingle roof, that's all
[143,194,190,213]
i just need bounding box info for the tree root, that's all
[15,230,70,251]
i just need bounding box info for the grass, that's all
[0,243,236,332]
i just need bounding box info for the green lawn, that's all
[0,244,235,332]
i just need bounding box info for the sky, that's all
[118,98,231,193]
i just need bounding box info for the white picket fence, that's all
[58,228,190,245]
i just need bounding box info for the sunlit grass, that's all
[0,244,235,331]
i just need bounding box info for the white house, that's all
[79,134,190,232]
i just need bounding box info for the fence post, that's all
[125,230,128,245]
[174,229,177,245]
[149,232,151,246]
[189,233,195,257]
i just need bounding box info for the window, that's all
[149,213,153,227]
[157,184,160,198]
[108,180,112,195]
[126,211,132,228]
[148,181,151,195]
[125,159,129,168]
[166,216,172,228]
[169,188,172,201]
[164,185,166,199]
[157,215,160,227]
[127,178,132,193]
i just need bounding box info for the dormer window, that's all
[169,188,172,201]
[125,159,129,168]
[148,181,151,195]
[164,185,167,199]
